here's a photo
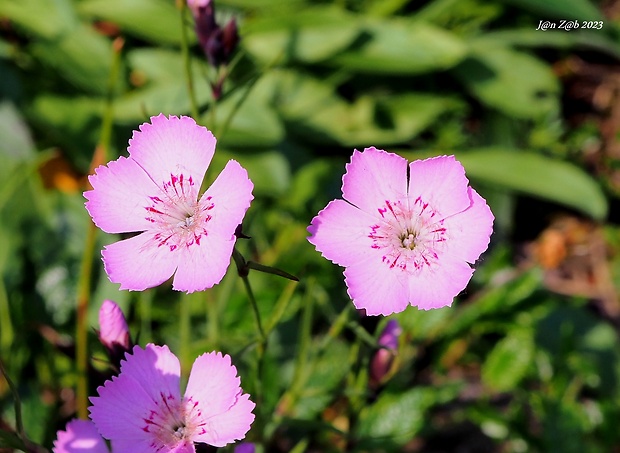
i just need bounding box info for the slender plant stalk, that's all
[0,359,25,441]
[179,293,194,377]
[0,277,13,355]
[75,37,123,419]
[75,222,96,419]
[178,0,200,119]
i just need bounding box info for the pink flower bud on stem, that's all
[98,300,131,369]
[370,319,402,388]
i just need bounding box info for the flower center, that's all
[143,173,215,251]
[368,198,447,273]
[141,392,207,451]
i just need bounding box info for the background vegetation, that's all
[1,0,620,451]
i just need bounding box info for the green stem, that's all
[75,36,122,420]
[178,0,199,119]
[75,222,96,420]
[179,293,192,376]
[241,275,266,344]
[139,290,153,344]
[0,277,13,355]
[0,359,24,440]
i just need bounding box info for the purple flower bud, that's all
[98,300,131,366]
[370,319,402,387]
[188,0,239,68]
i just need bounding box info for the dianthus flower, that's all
[84,114,253,293]
[89,344,255,451]
[53,419,110,453]
[308,148,493,315]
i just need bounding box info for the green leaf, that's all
[454,44,559,119]
[212,150,290,196]
[114,50,213,122]
[0,0,77,39]
[78,0,186,45]
[31,24,112,94]
[356,387,456,448]
[445,269,542,337]
[0,102,34,162]
[458,149,608,220]
[328,19,466,74]
[212,92,285,149]
[482,327,535,391]
[258,70,458,146]
[293,340,351,419]
[477,30,620,60]
[0,430,26,450]
[28,94,102,170]
[499,0,603,21]
[243,6,361,64]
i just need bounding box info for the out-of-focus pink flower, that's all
[84,114,254,293]
[308,148,494,315]
[89,344,255,451]
[53,419,110,453]
[98,300,130,352]
[370,319,402,386]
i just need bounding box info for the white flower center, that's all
[140,392,207,450]
[369,197,447,273]
[143,173,215,251]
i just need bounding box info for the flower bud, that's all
[188,0,239,68]
[234,443,255,453]
[370,319,402,387]
[98,300,131,367]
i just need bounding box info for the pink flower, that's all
[89,344,255,451]
[53,419,110,453]
[308,148,493,316]
[84,114,254,293]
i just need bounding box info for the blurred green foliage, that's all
[1,0,620,451]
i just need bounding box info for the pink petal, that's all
[128,114,216,192]
[343,257,410,316]
[408,155,471,219]
[408,257,474,310]
[195,393,256,447]
[184,352,241,418]
[89,373,161,446]
[185,352,255,447]
[443,188,494,263]
[102,232,179,291]
[111,439,162,453]
[119,344,181,402]
[89,345,182,446]
[172,160,253,292]
[199,160,254,237]
[53,419,108,453]
[84,156,159,234]
[342,147,408,217]
[307,199,378,267]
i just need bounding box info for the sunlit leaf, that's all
[482,327,535,391]
[78,0,186,45]
[500,0,603,21]
[458,149,607,220]
[0,0,76,39]
[454,44,559,119]
[243,6,361,64]
[328,19,466,74]
[31,24,112,94]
